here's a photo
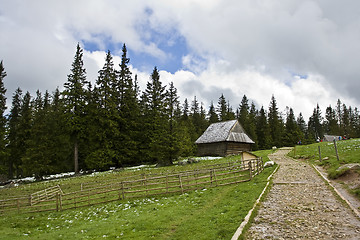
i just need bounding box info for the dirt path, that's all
[245,148,360,239]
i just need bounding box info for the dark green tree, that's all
[324,105,338,135]
[208,101,218,123]
[86,50,118,170]
[140,67,170,165]
[0,61,7,175]
[308,104,323,141]
[217,94,228,121]
[22,91,52,179]
[247,102,258,150]
[238,95,249,129]
[6,88,22,178]
[256,106,270,150]
[296,113,306,143]
[62,43,89,173]
[268,95,283,147]
[165,82,182,161]
[16,91,32,177]
[284,108,301,146]
[116,44,140,166]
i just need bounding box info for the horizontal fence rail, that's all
[0,158,263,214]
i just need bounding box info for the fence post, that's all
[179,175,184,194]
[59,194,62,211]
[333,139,340,161]
[248,161,252,179]
[213,169,218,186]
[17,199,20,213]
[210,169,213,186]
[318,145,322,162]
[56,193,59,212]
[121,182,125,199]
[166,175,169,193]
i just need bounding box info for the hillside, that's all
[290,138,360,199]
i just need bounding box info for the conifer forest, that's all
[1,44,360,179]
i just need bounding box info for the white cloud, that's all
[1,0,360,121]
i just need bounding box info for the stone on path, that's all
[245,149,360,239]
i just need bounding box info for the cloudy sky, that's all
[1,0,360,119]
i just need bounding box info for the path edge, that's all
[312,164,360,219]
[231,164,280,240]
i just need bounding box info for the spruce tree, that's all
[62,43,89,173]
[308,104,323,141]
[116,44,140,166]
[0,61,7,175]
[141,67,170,165]
[268,95,283,147]
[208,101,218,123]
[248,102,258,150]
[16,91,32,177]
[256,106,270,149]
[324,106,338,135]
[296,113,306,143]
[47,89,72,173]
[217,94,228,121]
[165,82,181,161]
[22,91,52,179]
[238,95,249,129]
[86,50,118,170]
[284,108,301,146]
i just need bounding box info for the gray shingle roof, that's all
[195,120,255,144]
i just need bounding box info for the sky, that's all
[1,0,360,120]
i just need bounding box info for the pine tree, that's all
[208,101,218,123]
[22,91,51,179]
[247,102,258,150]
[62,43,89,173]
[86,50,118,170]
[140,67,170,165]
[256,106,270,149]
[284,108,301,146]
[268,95,283,147]
[165,82,181,161]
[16,91,32,177]
[48,89,72,173]
[296,113,306,144]
[7,88,22,178]
[238,95,249,129]
[308,104,323,141]
[324,106,338,135]
[341,103,350,137]
[0,61,7,175]
[116,44,140,166]
[217,94,228,121]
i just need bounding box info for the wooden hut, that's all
[195,120,255,156]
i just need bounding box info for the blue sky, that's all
[1,0,360,119]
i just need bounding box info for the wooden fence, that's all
[0,158,263,215]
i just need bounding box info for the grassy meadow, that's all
[290,138,360,198]
[0,150,275,240]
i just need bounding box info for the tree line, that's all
[1,43,360,179]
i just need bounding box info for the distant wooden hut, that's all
[195,120,255,156]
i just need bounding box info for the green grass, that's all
[290,138,360,199]
[0,151,276,239]
[291,138,360,170]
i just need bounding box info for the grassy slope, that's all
[0,151,275,240]
[290,138,360,198]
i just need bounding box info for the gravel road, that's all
[245,148,360,239]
